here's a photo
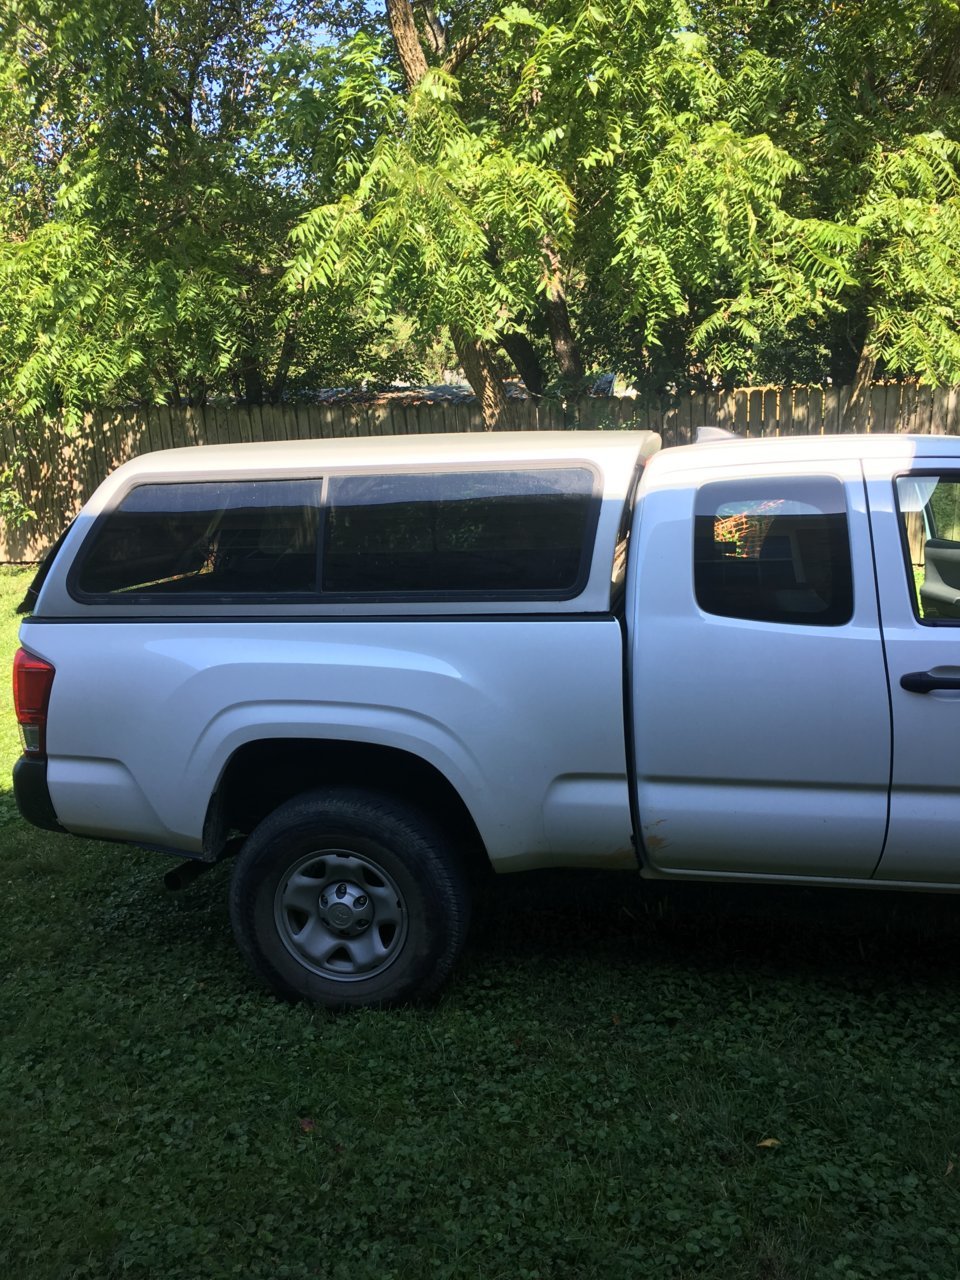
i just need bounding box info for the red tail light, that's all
[13,648,55,755]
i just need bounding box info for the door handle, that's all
[900,670,960,693]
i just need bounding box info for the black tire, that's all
[228,788,470,1010]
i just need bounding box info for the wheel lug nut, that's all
[356,918,369,928]
[336,883,347,898]
[355,895,367,909]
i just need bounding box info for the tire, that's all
[228,788,470,1010]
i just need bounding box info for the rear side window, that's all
[74,480,321,598]
[694,477,853,626]
[322,468,598,597]
[72,466,599,603]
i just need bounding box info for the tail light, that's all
[13,648,55,756]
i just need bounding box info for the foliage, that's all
[288,65,575,344]
[854,133,960,382]
[693,0,960,385]
[476,0,960,388]
[278,0,960,393]
[1,0,959,463]
[0,463,35,526]
[0,0,397,443]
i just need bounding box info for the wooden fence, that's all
[2,382,959,561]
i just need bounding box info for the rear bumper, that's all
[13,756,66,833]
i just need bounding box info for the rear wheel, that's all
[228,788,470,1009]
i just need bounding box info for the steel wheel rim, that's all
[274,848,409,983]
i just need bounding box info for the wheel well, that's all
[205,739,491,882]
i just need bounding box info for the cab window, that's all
[896,473,960,622]
[694,477,853,626]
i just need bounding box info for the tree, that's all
[0,0,397,436]
[286,0,574,424]
[3,0,959,468]
[286,61,576,423]
[492,0,960,394]
[375,0,955,397]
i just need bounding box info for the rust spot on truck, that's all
[601,846,640,870]
[643,822,670,853]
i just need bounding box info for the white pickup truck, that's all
[13,429,960,1007]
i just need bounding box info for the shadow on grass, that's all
[54,836,960,1001]
[473,868,960,986]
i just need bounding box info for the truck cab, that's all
[630,433,960,888]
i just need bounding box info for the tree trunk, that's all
[386,0,429,88]
[240,354,264,405]
[543,243,584,380]
[269,325,297,404]
[452,326,510,430]
[844,320,876,431]
[499,329,546,397]
[443,27,492,75]
[546,294,584,381]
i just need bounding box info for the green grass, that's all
[2,562,960,1279]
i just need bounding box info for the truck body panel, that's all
[864,453,960,883]
[628,449,892,878]
[22,616,634,869]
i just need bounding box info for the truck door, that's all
[628,460,891,878]
[866,458,960,883]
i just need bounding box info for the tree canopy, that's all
[1,0,958,437]
[0,0,408,431]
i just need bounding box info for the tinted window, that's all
[323,468,597,596]
[76,480,321,598]
[694,477,852,626]
[896,472,960,622]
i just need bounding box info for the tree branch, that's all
[416,0,446,58]
[442,25,494,77]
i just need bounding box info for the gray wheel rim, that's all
[274,848,408,983]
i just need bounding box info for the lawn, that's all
[2,561,960,1280]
